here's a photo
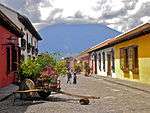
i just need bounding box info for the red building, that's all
[0,10,24,88]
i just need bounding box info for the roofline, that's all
[0,3,42,40]
[86,38,114,53]
[114,23,150,40]
[18,14,42,40]
[0,9,24,37]
[0,3,19,15]
[82,23,150,54]
[110,23,150,45]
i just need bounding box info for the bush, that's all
[19,53,68,80]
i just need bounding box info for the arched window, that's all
[99,53,101,71]
[111,49,115,72]
[102,52,105,72]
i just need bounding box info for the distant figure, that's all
[73,72,77,84]
[67,71,72,84]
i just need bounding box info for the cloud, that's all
[0,0,150,32]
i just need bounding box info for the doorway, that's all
[107,53,111,76]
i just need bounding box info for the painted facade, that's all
[90,47,116,77]
[87,38,116,77]
[0,4,42,59]
[0,4,42,87]
[0,10,23,87]
[114,23,150,84]
[84,23,150,85]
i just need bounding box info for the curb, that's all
[0,84,19,102]
[0,93,13,102]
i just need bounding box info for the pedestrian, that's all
[67,71,72,84]
[73,72,77,84]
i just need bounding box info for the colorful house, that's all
[113,23,150,84]
[0,3,42,60]
[0,3,42,88]
[87,38,116,77]
[0,10,24,88]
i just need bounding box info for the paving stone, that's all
[1,75,150,113]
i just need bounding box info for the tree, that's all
[54,60,68,76]
[19,53,68,80]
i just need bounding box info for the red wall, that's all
[0,26,19,88]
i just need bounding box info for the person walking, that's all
[73,72,77,84]
[67,71,72,84]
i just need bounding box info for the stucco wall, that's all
[114,33,150,84]
[0,26,17,87]
[96,47,116,77]
[0,4,38,58]
[89,47,116,77]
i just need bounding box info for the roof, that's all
[110,23,150,45]
[84,23,150,53]
[0,9,24,37]
[86,38,116,53]
[0,3,42,40]
[18,14,42,40]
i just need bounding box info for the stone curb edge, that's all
[0,93,13,102]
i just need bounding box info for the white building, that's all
[87,38,116,78]
[0,3,42,59]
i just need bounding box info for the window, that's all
[18,47,21,64]
[6,47,10,74]
[111,49,115,72]
[99,53,101,71]
[120,45,138,73]
[102,52,105,72]
[11,46,17,71]
[120,48,129,72]
[133,46,138,69]
[94,53,97,74]
[124,48,129,69]
[120,48,124,69]
[31,36,33,45]
[129,46,139,73]
[26,33,28,45]
[21,38,26,50]
[34,41,37,48]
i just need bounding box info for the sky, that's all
[1,0,150,32]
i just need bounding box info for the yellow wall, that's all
[114,33,150,84]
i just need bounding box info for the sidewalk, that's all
[0,84,19,101]
[92,75,150,94]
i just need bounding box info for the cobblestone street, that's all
[1,75,150,113]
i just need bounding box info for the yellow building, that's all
[113,23,150,84]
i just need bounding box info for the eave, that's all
[0,10,24,37]
[18,14,42,40]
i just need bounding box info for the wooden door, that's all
[107,53,111,76]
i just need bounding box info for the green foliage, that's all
[19,53,68,79]
[54,60,68,76]
[19,58,37,79]
[74,62,82,73]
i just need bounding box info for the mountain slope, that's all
[39,23,121,56]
